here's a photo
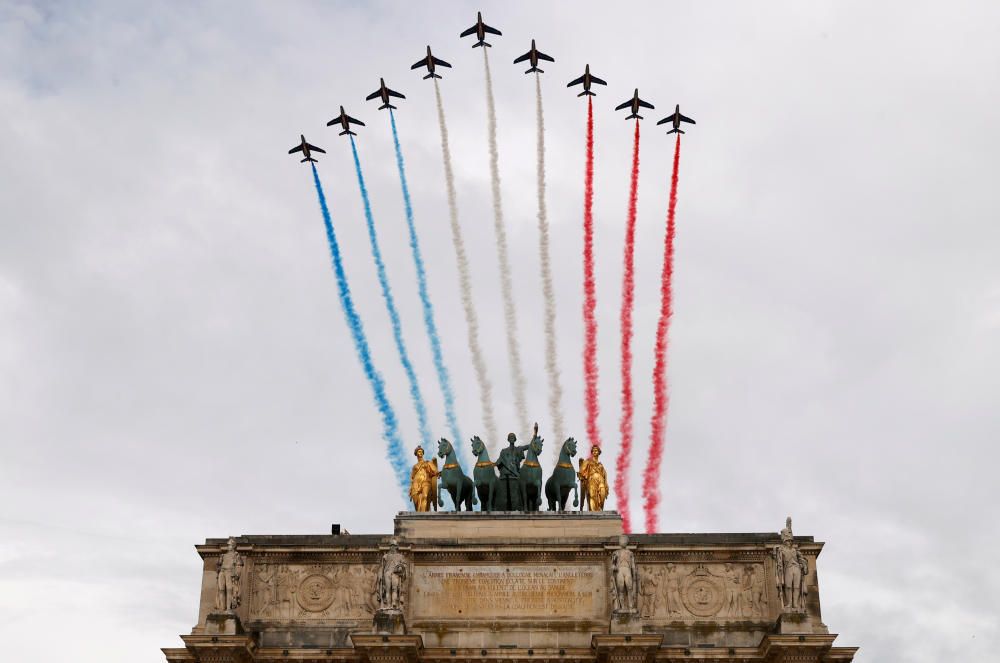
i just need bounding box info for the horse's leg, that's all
[572,481,579,509]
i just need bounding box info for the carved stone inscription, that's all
[638,563,768,620]
[249,563,377,621]
[411,565,606,620]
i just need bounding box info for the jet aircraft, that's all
[411,46,452,79]
[365,78,405,110]
[326,106,365,136]
[615,89,655,120]
[567,64,607,96]
[460,11,501,48]
[288,135,325,163]
[513,39,554,74]
[656,105,696,134]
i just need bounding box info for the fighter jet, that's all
[411,46,452,80]
[326,106,365,136]
[615,89,655,120]
[288,135,325,163]
[656,105,696,134]
[513,39,554,74]
[566,64,607,96]
[365,78,405,110]
[460,11,501,48]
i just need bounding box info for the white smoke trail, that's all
[534,73,565,456]
[433,79,498,448]
[483,48,529,444]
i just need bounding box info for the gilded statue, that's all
[578,444,609,510]
[773,517,809,611]
[408,446,439,512]
[215,537,244,612]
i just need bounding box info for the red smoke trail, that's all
[643,133,682,534]
[615,119,641,533]
[582,97,602,452]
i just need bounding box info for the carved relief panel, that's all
[249,563,377,621]
[638,563,768,621]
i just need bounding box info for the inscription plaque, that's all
[410,564,607,620]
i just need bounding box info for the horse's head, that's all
[470,436,485,456]
[437,437,453,459]
[530,434,544,456]
[563,437,578,458]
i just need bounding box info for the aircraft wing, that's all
[365,90,380,101]
[387,88,405,99]
[288,145,304,154]
[656,114,676,126]
[679,113,696,124]
[483,24,502,36]
[513,52,531,64]
[567,74,585,87]
[306,143,326,154]
[411,59,426,70]
[347,115,365,126]
[615,100,631,111]
[460,25,477,38]
[537,51,555,62]
[590,75,607,86]
[638,99,655,110]
[431,56,451,67]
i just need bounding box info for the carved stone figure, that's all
[577,444,609,511]
[408,446,439,512]
[773,517,809,612]
[544,437,579,511]
[215,537,244,612]
[610,535,639,613]
[723,563,741,617]
[639,566,659,618]
[375,540,409,611]
[740,564,764,617]
[664,563,683,616]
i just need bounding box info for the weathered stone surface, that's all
[166,513,856,662]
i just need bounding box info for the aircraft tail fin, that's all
[339,129,357,136]
[302,157,318,163]
[578,90,596,97]
[473,41,491,48]
[423,73,442,80]
[627,113,643,120]
[378,103,397,110]
[526,67,543,74]
[666,128,685,135]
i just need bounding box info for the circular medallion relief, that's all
[681,570,724,617]
[297,574,335,612]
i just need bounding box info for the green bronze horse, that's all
[470,436,499,511]
[545,437,580,511]
[518,433,545,512]
[436,438,477,511]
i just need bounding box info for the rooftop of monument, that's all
[200,512,817,550]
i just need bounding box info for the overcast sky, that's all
[2,1,999,661]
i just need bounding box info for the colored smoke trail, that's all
[389,109,465,461]
[615,119,641,533]
[433,78,498,448]
[349,136,432,449]
[483,47,530,441]
[643,133,682,534]
[534,72,565,451]
[309,163,408,493]
[582,97,602,452]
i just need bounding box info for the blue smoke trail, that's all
[389,110,466,462]
[309,164,408,495]
[349,136,433,452]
